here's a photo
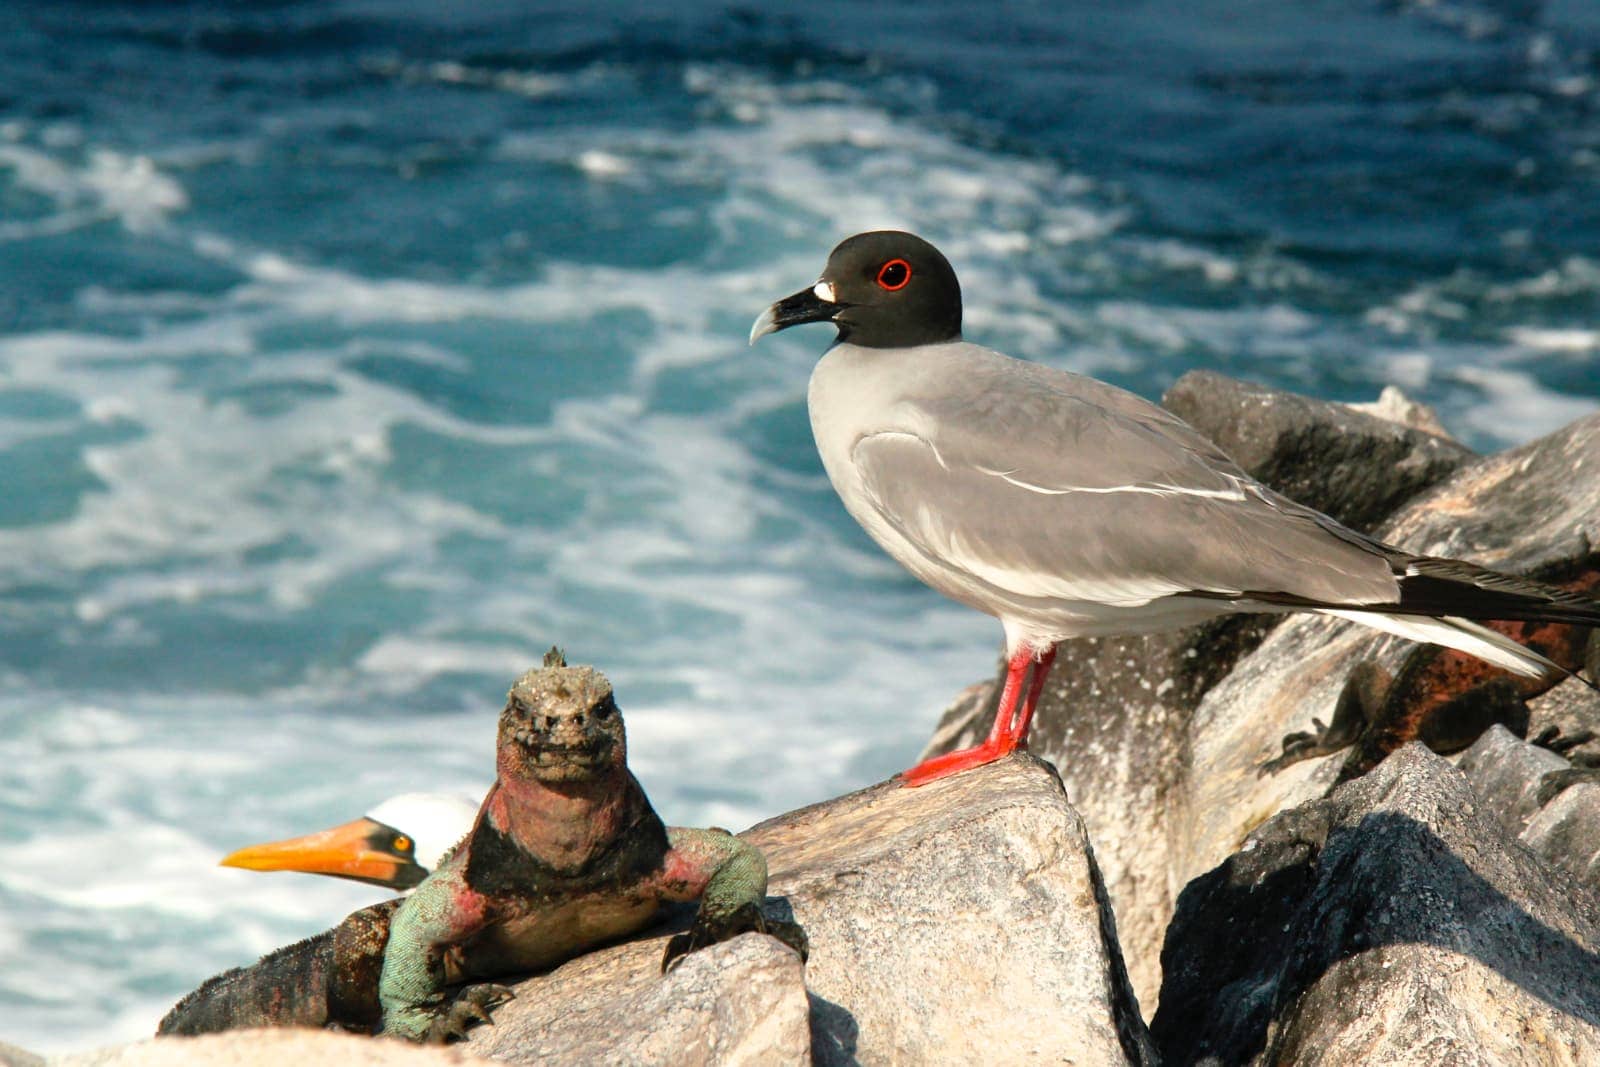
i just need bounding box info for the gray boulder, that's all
[1457,724,1570,837]
[50,1030,498,1067]
[465,932,809,1066]
[745,754,1155,1066]
[1153,743,1600,1065]
[1163,371,1471,531]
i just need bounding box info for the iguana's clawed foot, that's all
[1259,718,1338,776]
[1259,661,1389,776]
[660,901,810,974]
[1532,724,1598,757]
[1536,766,1600,808]
[422,983,514,1045]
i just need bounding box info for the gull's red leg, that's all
[1006,645,1057,745]
[901,647,1036,787]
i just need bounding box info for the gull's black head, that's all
[750,230,962,349]
[498,652,625,784]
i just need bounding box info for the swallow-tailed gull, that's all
[750,230,1600,786]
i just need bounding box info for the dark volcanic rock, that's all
[1154,744,1600,1065]
[1163,371,1473,531]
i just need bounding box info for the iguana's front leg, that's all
[658,826,808,973]
[377,872,502,1042]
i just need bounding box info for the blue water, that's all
[3,0,1599,1050]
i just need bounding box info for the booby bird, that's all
[220,793,478,891]
[751,230,1600,787]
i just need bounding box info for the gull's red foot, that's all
[899,738,1019,787]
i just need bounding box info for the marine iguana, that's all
[159,649,808,1043]
[1262,568,1600,781]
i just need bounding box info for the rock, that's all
[48,1030,496,1067]
[1162,371,1473,531]
[1527,676,1600,768]
[464,931,809,1066]
[1456,723,1600,893]
[1523,783,1600,888]
[1180,411,1600,895]
[1344,385,1453,439]
[1153,743,1600,1065]
[1456,724,1569,837]
[2,1043,44,1067]
[744,754,1155,1066]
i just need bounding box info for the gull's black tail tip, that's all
[1392,557,1600,629]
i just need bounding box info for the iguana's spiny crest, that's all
[500,658,624,783]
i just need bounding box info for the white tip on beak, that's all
[749,304,778,346]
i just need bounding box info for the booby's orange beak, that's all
[219,816,427,890]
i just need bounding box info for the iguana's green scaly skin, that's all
[159,652,807,1043]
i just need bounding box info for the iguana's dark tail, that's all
[158,931,340,1035]
[157,900,395,1036]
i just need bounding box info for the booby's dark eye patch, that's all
[876,259,911,291]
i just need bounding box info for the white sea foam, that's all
[0,138,187,237]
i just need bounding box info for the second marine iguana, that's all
[1261,569,1600,782]
[159,649,808,1042]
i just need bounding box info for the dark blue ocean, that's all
[3,0,1599,1049]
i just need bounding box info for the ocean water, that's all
[3,0,1599,1050]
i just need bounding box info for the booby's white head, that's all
[220,792,479,892]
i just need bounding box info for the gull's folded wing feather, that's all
[852,380,1402,609]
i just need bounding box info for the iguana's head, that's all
[498,648,626,784]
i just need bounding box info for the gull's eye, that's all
[876,258,911,291]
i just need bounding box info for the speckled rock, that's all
[1457,724,1570,837]
[1163,371,1472,531]
[1154,744,1600,1065]
[48,1030,496,1067]
[1527,676,1600,769]
[745,754,1155,1067]
[1523,782,1600,888]
[464,931,809,1066]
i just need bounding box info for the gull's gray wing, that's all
[856,363,1401,607]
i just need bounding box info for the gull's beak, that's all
[219,816,427,891]
[749,281,845,345]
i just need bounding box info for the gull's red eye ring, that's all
[876,258,911,291]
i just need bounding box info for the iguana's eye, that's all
[594,696,616,720]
